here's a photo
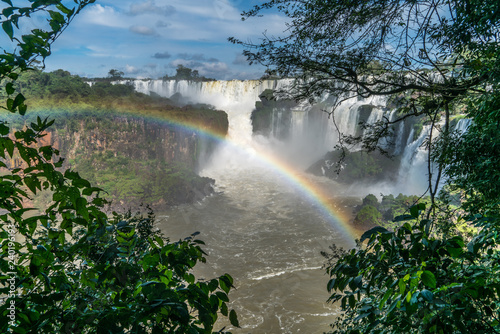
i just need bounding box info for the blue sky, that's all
[36,0,286,80]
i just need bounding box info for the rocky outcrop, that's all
[4,106,229,210]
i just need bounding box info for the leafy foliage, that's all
[162,65,215,82]
[353,205,382,226]
[0,2,237,333]
[325,206,500,333]
[353,194,430,229]
[307,149,400,185]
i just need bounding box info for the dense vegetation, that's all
[236,0,500,333]
[161,65,215,82]
[352,194,429,228]
[307,150,400,186]
[0,2,237,333]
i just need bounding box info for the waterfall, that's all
[125,79,279,146]
[126,79,403,157]
[397,126,433,194]
[125,78,446,195]
[111,79,472,333]
[454,118,472,133]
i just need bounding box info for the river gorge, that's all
[110,78,460,332]
[9,76,469,332]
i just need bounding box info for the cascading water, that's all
[397,126,433,194]
[128,79,359,332]
[127,78,448,332]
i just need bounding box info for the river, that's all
[158,138,357,333]
[135,79,365,332]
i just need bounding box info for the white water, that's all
[130,79,356,332]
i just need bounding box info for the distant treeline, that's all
[2,69,135,103]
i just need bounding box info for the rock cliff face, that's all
[5,107,229,210]
[50,115,209,171]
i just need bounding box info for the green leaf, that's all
[410,206,418,218]
[379,288,393,309]
[24,177,38,193]
[140,281,160,287]
[399,278,406,294]
[18,103,27,115]
[215,291,229,302]
[348,294,356,308]
[73,178,91,189]
[421,289,434,302]
[6,82,15,95]
[48,229,60,239]
[2,20,14,40]
[56,3,74,15]
[82,187,102,196]
[327,278,336,291]
[229,309,240,327]
[221,302,228,316]
[421,271,436,289]
[353,275,363,288]
[0,123,9,135]
[393,214,414,222]
[13,93,25,109]
[219,279,230,293]
[4,138,14,156]
[2,6,14,17]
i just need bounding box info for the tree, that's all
[168,65,214,82]
[108,69,124,80]
[234,1,500,333]
[0,2,238,333]
[362,194,378,208]
[353,205,381,226]
[231,0,498,205]
[174,65,194,80]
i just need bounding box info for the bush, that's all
[353,205,382,226]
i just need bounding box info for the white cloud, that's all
[124,64,140,74]
[212,0,241,20]
[129,1,176,16]
[44,0,281,80]
[129,25,156,36]
[79,4,128,28]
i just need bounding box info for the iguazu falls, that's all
[1,1,499,334]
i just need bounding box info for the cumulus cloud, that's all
[80,4,128,28]
[129,25,156,35]
[124,64,140,74]
[129,1,176,16]
[152,51,172,59]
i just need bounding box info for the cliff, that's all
[3,104,229,210]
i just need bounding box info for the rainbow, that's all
[30,106,360,241]
[134,111,360,242]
